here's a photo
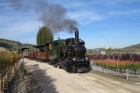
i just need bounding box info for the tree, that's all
[37,26,53,45]
[36,26,53,51]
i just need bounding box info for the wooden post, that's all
[126,69,129,80]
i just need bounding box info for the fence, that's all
[0,59,25,93]
[88,50,140,80]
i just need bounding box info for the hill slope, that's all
[0,38,34,50]
[124,43,140,49]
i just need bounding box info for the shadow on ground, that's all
[25,63,58,93]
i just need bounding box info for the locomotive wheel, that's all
[48,61,51,64]
[72,65,77,73]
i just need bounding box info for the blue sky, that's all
[0,0,140,49]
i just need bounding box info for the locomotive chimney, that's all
[75,30,79,43]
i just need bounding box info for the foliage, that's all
[94,60,140,71]
[36,26,53,51]
[0,52,22,73]
[36,26,53,45]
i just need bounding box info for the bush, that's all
[0,52,22,73]
[94,59,140,71]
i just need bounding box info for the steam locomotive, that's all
[22,30,90,73]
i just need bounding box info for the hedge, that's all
[0,52,22,73]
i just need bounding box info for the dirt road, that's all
[23,58,140,93]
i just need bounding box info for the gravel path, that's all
[24,58,140,93]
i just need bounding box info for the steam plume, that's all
[9,0,77,33]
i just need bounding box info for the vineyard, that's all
[88,51,140,75]
[0,51,22,93]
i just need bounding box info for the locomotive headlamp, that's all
[78,39,85,45]
[85,57,88,60]
[79,39,82,42]
[72,58,76,61]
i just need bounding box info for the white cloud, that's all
[64,2,88,9]
[68,11,105,25]
[19,36,37,44]
[65,0,140,25]
[0,16,10,24]
[0,19,41,44]
[108,9,140,16]
[1,22,37,34]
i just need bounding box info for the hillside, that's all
[0,38,34,50]
[124,43,140,49]
[87,43,140,55]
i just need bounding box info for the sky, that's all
[0,0,140,49]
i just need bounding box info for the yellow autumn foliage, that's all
[0,52,22,73]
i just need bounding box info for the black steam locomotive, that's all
[23,30,90,73]
[59,30,90,72]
